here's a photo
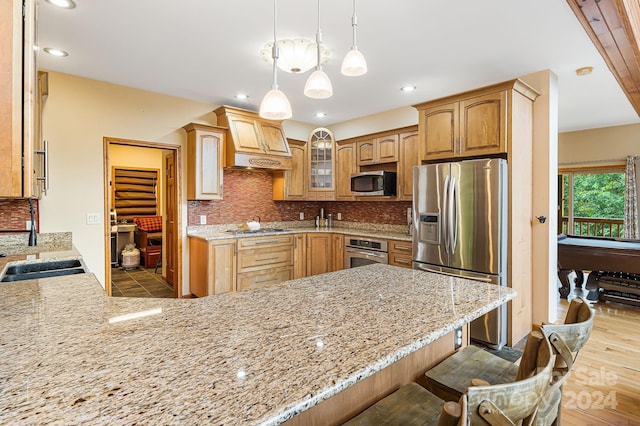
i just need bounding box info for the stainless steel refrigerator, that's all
[412,158,507,349]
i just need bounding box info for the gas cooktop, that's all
[225,228,288,235]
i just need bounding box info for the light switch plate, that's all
[86,213,100,225]
[26,221,31,230]
[299,212,304,220]
[337,213,342,220]
[199,215,207,225]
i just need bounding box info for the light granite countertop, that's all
[0,263,515,425]
[187,222,412,242]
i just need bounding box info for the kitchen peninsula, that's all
[1,263,515,425]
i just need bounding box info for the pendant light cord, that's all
[351,0,358,49]
[271,0,279,89]
[316,0,323,70]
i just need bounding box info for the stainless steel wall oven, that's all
[344,236,388,268]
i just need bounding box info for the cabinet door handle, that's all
[395,259,411,265]
[251,239,280,245]
[256,278,277,285]
[395,246,412,252]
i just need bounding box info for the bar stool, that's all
[423,297,594,426]
[342,329,555,426]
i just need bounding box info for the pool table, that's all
[557,234,640,301]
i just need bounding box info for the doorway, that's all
[103,137,182,298]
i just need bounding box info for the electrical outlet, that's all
[86,213,100,225]
[299,212,304,220]
[199,215,207,225]
[337,213,342,220]
[26,221,31,230]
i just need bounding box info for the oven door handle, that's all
[346,249,387,259]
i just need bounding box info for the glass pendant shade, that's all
[304,69,333,99]
[341,48,367,76]
[259,87,292,120]
[260,38,329,74]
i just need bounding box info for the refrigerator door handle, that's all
[450,175,458,253]
[443,175,450,255]
[448,175,456,254]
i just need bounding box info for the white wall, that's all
[522,70,559,325]
[40,71,215,287]
[559,123,640,166]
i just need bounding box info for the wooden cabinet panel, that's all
[376,135,399,163]
[237,267,292,291]
[332,234,344,272]
[336,142,357,200]
[1,0,37,198]
[420,102,459,160]
[356,140,375,165]
[388,239,413,268]
[260,121,290,155]
[273,139,306,201]
[227,115,264,154]
[293,234,307,278]
[236,234,294,290]
[185,123,224,200]
[188,237,236,297]
[307,234,332,276]
[460,91,506,156]
[356,135,398,165]
[397,131,419,200]
[237,234,293,250]
[237,245,293,272]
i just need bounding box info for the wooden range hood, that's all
[214,106,292,170]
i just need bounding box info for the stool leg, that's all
[154,248,162,273]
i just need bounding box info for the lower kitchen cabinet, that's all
[188,237,236,297]
[237,234,293,290]
[332,233,344,271]
[388,239,413,268]
[307,234,332,276]
[293,234,307,278]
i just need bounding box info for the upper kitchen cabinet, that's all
[335,142,357,200]
[214,105,292,170]
[356,134,399,166]
[273,139,307,201]
[396,129,419,201]
[184,123,225,200]
[307,128,336,201]
[414,79,539,161]
[1,0,40,198]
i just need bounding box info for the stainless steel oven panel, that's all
[345,247,389,268]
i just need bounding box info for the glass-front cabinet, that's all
[308,128,336,200]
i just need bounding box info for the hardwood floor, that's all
[560,290,640,425]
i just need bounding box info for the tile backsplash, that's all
[188,170,412,226]
[0,199,39,232]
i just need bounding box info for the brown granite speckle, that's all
[0,264,515,425]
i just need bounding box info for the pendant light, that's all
[260,0,293,120]
[304,0,333,99]
[341,0,367,76]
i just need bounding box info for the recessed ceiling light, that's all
[400,85,417,92]
[235,94,249,100]
[43,47,69,57]
[315,112,327,118]
[45,0,76,9]
[575,66,593,76]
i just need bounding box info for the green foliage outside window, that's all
[561,171,625,237]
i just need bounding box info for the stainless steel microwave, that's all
[350,171,397,196]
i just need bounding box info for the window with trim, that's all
[112,167,159,223]
[559,167,625,238]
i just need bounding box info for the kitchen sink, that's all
[1,259,87,282]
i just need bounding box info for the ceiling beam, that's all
[566,0,640,117]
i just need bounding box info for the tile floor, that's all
[111,266,174,298]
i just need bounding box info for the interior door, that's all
[165,153,177,291]
[450,158,504,275]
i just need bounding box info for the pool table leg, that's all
[558,269,572,299]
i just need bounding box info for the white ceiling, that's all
[38,0,640,132]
